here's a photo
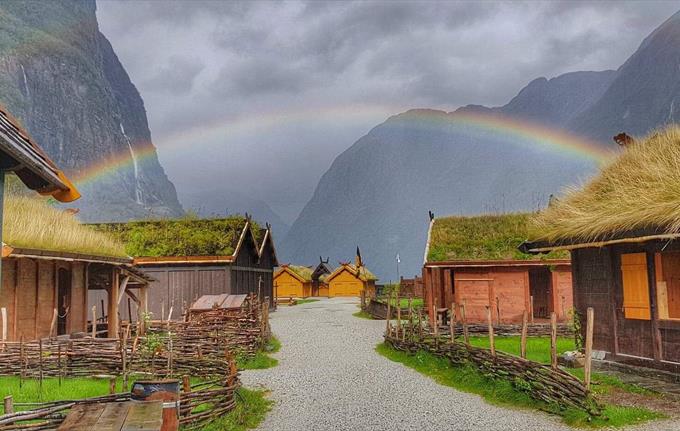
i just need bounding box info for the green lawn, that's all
[467,335,575,364]
[352,310,374,319]
[386,297,424,309]
[293,299,320,305]
[199,388,272,431]
[238,337,281,370]
[377,341,665,428]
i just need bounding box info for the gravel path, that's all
[240,298,677,431]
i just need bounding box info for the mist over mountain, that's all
[283,11,680,279]
[0,0,183,221]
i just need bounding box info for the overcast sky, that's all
[96,0,679,224]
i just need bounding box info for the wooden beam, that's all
[107,269,120,339]
[116,276,130,305]
[646,250,663,362]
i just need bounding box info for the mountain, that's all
[0,0,183,221]
[569,11,680,141]
[180,188,291,239]
[284,26,676,278]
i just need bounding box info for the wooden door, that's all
[57,268,72,335]
[620,253,651,320]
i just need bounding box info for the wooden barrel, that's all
[131,379,180,431]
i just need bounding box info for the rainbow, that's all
[72,106,613,188]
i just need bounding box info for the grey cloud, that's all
[142,56,205,95]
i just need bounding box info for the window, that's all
[620,253,651,320]
[657,252,680,320]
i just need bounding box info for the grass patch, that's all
[293,299,319,305]
[352,310,373,319]
[0,376,123,408]
[386,297,424,309]
[200,388,272,431]
[468,335,576,364]
[238,337,281,370]
[376,342,664,428]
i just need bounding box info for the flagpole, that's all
[396,253,401,282]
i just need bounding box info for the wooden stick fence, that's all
[385,305,599,415]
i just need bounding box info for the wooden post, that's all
[57,344,62,387]
[449,303,456,344]
[38,338,43,391]
[407,296,413,340]
[161,301,165,324]
[122,332,128,391]
[520,310,528,359]
[167,332,173,377]
[486,306,495,357]
[1,307,6,351]
[3,395,12,415]
[91,305,97,338]
[584,307,594,391]
[109,377,116,395]
[19,336,23,389]
[550,311,558,370]
[385,295,391,337]
[182,375,190,393]
[530,295,535,324]
[49,308,58,339]
[460,303,469,346]
[396,293,401,338]
[496,296,501,325]
[433,295,439,345]
[108,269,120,339]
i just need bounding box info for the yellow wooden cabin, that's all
[274,265,314,298]
[326,263,377,297]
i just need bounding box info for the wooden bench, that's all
[58,401,163,431]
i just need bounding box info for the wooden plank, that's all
[94,402,131,431]
[584,307,594,391]
[121,401,163,431]
[57,403,106,430]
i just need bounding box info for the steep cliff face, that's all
[0,0,183,221]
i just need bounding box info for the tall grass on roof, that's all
[94,216,260,258]
[287,265,313,281]
[428,213,567,262]
[530,126,680,243]
[4,196,127,258]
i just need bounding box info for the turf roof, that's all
[529,126,680,244]
[286,265,314,282]
[4,196,127,258]
[93,216,260,258]
[427,213,567,262]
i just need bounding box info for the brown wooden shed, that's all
[423,213,573,324]
[97,218,278,320]
[521,127,680,374]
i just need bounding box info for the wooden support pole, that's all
[19,336,23,389]
[57,344,62,387]
[407,297,413,340]
[449,303,456,344]
[460,303,469,346]
[38,338,43,391]
[91,305,97,338]
[1,307,6,351]
[109,377,116,395]
[108,269,120,339]
[49,308,58,339]
[386,295,391,337]
[122,332,128,391]
[496,296,501,325]
[3,395,12,415]
[433,295,439,344]
[584,307,594,391]
[486,306,495,357]
[530,295,535,324]
[550,311,558,370]
[520,310,528,359]
[396,293,401,338]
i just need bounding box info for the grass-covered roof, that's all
[287,265,314,282]
[428,213,567,262]
[93,216,260,258]
[4,196,127,258]
[529,126,680,244]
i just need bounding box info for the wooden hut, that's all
[274,265,314,298]
[326,261,377,297]
[274,258,332,298]
[96,217,278,319]
[521,127,680,373]
[0,197,151,341]
[423,213,572,324]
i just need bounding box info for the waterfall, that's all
[120,122,144,205]
[20,64,29,97]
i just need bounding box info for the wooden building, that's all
[97,217,278,319]
[274,265,314,298]
[0,105,152,341]
[326,262,377,297]
[423,213,572,324]
[521,127,680,373]
[274,259,332,298]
